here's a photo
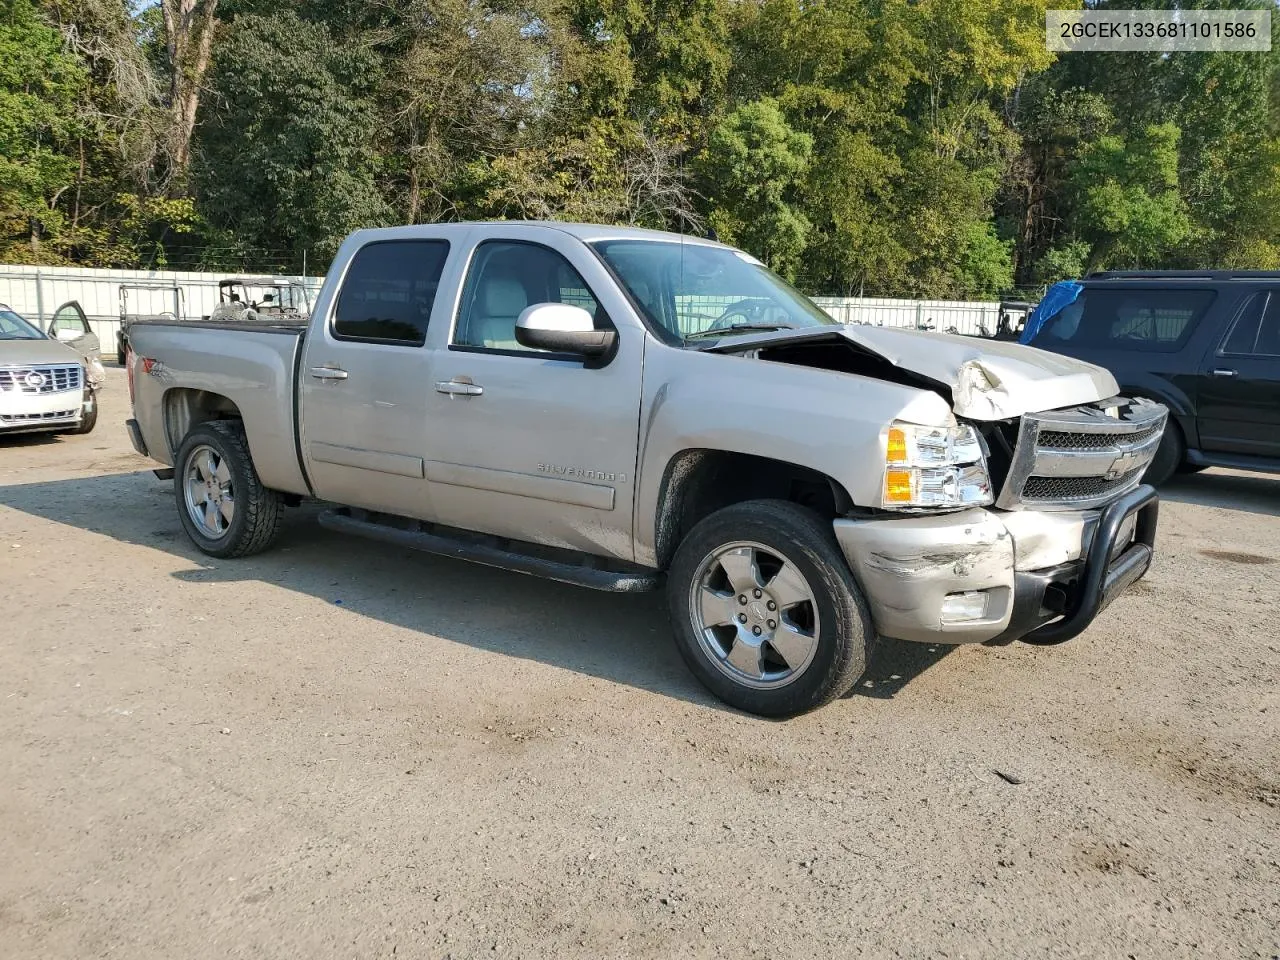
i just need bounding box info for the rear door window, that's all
[333,240,450,346]
[1034,288,1215,352]
[1221,290,1280,357]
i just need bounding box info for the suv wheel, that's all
[1144,419,1185,486]
[666,500,873,717]
[174,420,283,558]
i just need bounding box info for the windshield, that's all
[592,240,835,344]
[0,309,45,340]
[225,283,309,312]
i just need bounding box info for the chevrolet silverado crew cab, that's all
[126,223,1166,716]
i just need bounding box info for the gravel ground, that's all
[1,370,1277,959]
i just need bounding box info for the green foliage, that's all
[1,0,1279,295]
[1070,123,1192,270]
[0,0,87,261]
[193,11,391,268]
[1034,240,1092,286]
[956,222,1014,299]
[697,99,812,277]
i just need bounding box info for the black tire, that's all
[666,499,873,717]
[173,420,283,558]
[1178,463,1209,475]
[72,390,98,434]
[1143,419,1185,486]
[116,334,128,366]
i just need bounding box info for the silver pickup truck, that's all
[126,222,1166,716]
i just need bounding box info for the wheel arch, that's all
[1119,377,1197,449]
[651,448,854,571]
[163,387,244,458]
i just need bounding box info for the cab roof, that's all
[346,220,731,249]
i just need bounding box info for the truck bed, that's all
[129,318,309,335]
[127,319,311,496]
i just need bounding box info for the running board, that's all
[1184,448,1280,475]
[317,507,660,593]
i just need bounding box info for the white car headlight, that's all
[882,422,993,510]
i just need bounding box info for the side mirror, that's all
[515,303,616,360]
[55,327,80,342]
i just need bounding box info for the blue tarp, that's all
[1020,280,1082,344]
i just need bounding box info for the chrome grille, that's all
[0,365,82,395]
[997,398,1168,511]
[0,409,78,423]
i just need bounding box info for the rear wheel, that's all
[174,420,282,558]
[666,500,872,717]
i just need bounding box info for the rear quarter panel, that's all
[129,322,309,495]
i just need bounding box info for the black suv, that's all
[1026,270,1280,484]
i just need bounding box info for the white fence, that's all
[0,265,322,358]
[811,297,1003,337]
[1,264,1004,358]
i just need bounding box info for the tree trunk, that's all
[162,0,219,187]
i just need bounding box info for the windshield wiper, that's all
[684,323,796,341]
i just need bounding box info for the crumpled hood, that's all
[710,324,1120,420]
[0,338,83,367]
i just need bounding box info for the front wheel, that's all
[174,420,283,558]
[666,500,873,717]
[1143,419,1185,486]
[72,389,98,434]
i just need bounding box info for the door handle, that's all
[1211,368,1238,378]
[310,366,349,380]
[434,379,484,397]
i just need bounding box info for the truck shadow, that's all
[1159,469,1280,517]
[0,469,950,710]
[849,641,953,700]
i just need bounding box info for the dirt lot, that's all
[1,370,1277,959]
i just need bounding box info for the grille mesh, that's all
[1037,424,1161,450]
[1021,468,1145,502]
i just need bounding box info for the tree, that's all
[697,98,812,276]
[1002,80,1113,283]
[0,0,87,260]
[193,12,390,268]
[955,221,1013,298]
[160,0,219,182]
[1070,123,1191,270]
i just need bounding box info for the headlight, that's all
[882,422,993,510]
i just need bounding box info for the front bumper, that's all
[0,388,85,434]
[833,486,1159,645]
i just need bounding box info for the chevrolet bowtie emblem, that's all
[1104,450,1142,480]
